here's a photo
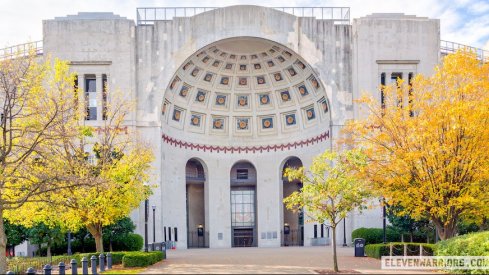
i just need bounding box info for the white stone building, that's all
[7,5,485,252]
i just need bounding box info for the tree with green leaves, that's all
[4,220,26,256]
[27,223,64,257]
[283,149,372,272]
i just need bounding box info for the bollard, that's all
[99,253,105,272]
[43,264,52,275]
[162,242,167,259]
[6,271,14,275]
[59,262,66,275]
[107,253,112,269]
[81,257,88,275]
[71,259,78,275]
[90,255,97,275]
[26,267,36,275]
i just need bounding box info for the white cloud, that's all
[0,0,487,50]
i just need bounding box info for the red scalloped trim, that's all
[162,130,329,153]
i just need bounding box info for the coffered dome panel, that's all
[161,37,331,146]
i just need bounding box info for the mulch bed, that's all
[314,269,361,274]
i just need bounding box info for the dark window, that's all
[168,227,172,241]
[314,224,318,238]
[380,73,386,111]
[174,227,178,242]
[164,226,167,242]
[408,72,414,117]
[74,75,79,112]
[102,74,108,120]
[391,72,403,107]
[236,169,248,180]
[85,77,96,93]
[85,76,97,120]
[321,224,324,238]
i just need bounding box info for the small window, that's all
[236,169,248,180]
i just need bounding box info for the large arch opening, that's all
[230,161,257,247]
[185,158,209,248]
[281,157,304,246]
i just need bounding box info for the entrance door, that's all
[231,188,256,247]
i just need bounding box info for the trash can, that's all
[354,238,365,257]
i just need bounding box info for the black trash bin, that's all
[354,238,365,257]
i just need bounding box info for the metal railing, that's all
[0,41,43,60]
[136,7,350,25]
[440,40,488,63]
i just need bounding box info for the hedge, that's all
[436,231,489,274]
[111,233,144,251]
[8,251,165,273]
[122,251,164,267]
[351,227,400,245]
[364,242,436,259]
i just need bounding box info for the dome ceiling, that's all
[161,38,330,145]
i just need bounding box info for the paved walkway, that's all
[141,246,437,274]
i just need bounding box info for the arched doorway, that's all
[186,158,208,248]
[281,157,304,246]
[230,161,257,247]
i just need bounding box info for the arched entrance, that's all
[230,161,257,247]
[281,157,304,246]
[186,158,208,248]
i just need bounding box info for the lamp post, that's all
[152,205,156,243]
[382,197,387,244]
[144,199,149,252]
[342,218,347,247]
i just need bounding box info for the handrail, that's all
[136,7,351,25]
[440,40,488,63]
[0,41,43,60]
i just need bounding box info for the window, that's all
[85,76,97,120]
[391,72,403,107]
[74,75,79,112]
[102,74,108,120]
[237,169,248,180]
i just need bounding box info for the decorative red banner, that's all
[162,131,329,153]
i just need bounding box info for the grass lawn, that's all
[101,265,146,274]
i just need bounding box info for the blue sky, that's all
[1,0,488,50]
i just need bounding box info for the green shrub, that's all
[111,233,144,251]
[364,242,435,259]
[436,231,489,274]
[351,227,400,244]
[122,251,164,267]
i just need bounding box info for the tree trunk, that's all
[410,232,413,242]
[434,220,457,240]
[331,225,339,273]
[47,245,51,258]
[87,224,104,253]
[0,210,7,274]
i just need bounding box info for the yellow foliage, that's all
[343,50,489,240]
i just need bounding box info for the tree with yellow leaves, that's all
[9,91,154,253]
[344,50,489,240]
[0,52,80,272]
[283,149,371,272]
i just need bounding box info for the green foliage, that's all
[27,223,65,256]
[436,231,489,274]
[111,234,144,252]
[122,251,163,267]
[4,220,27,247]
[386,205,432,242]
[351,227,400,244]
[364,242,436,259]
